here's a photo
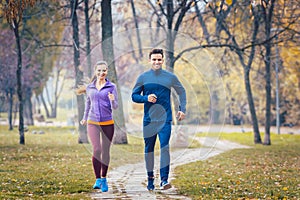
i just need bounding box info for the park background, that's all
[0,0,299,199]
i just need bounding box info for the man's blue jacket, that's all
[132,68,186,122]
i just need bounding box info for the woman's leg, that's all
[87,124,102,179]
[99,124,114,177]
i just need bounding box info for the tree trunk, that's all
[234,33,261,143]
[7,88,14,130]
[165,0,174,70]
[130,0,143,58]
[13,19,25,145]
[40,94,50,118]
[71,0,89,144]
[262,0,276,145]
[101,0,127,144]
[84,0,92,77]
[195,2,211,44]
[28,94,34,126]
[232,5,262,144]
[244,67,262,143]
[124,24,139,63]
[264,41,272,145]
[51,68,61,118]
[24,88,34,125]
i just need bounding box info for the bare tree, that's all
[39,65,66,119]
[101,0,127,144]
[70,0,88,143]
[84,0,92,77]
[148,0,196,71]
[260,0,276,145]
[130,0,143,59]
[1,0,40,144]
[172,0,263,143]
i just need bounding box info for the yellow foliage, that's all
[216,0,232,7]
[226,0,233,6]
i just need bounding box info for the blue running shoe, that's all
[147,177,155,191]
[160,180,171,190]
[101,178,108,192]
[93,178,101,189]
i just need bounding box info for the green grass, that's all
[173,133,300,199]
[2,125,299,199]
[0,125,146,199]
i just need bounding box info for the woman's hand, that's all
[108,92,115,101]
[80,119,87,126]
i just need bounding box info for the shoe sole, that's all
[160,183,171,190]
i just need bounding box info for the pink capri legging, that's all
[87,124,114,178]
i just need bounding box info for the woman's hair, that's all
[76,85,87,95]
[76,61,108,95]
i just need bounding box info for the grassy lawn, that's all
[173,132,300,199]
[0,125,145,200]
[1,125,299,199]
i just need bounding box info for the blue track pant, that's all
[143,121,171,181]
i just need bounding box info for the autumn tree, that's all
[101,0,128,144]
[70,0,88,143]
[84,0,92,77]
[261,0,300,143]
[1,0,40,144]
[171,0,263,143]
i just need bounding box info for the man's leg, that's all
[143,121,158,190]
[158,122,171,189]
[143,133,157,177]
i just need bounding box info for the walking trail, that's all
[90,125,251,200]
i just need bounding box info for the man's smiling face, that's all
[150,53,164,71]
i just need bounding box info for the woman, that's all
[78,61,118,192]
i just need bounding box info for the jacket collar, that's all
[88,78,112,89]
[151,68,162,75]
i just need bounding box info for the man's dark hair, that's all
[149,48,164,59]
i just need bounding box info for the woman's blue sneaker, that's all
[147,177,155,191]
[101,178,108,192]
[160,180,171,190]
[93,178,101,189]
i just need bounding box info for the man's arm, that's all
[172,75,187,114]
[131,75,148,103]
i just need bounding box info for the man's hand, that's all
[176,111,185,121]
[148,94,157,103]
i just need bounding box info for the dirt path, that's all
[90,137,250,199]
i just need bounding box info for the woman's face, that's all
[95,64,108,81]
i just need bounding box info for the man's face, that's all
[149,53,164,71]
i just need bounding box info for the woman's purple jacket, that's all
[82,79,118,122]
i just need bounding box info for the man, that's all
[131,48,186,191]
